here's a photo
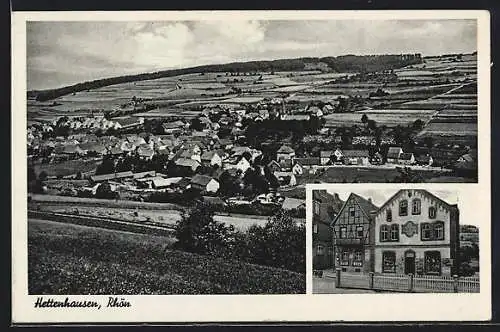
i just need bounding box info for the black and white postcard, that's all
[11,10,491,323]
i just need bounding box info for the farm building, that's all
[332,193,379,273]
[373,189,460,276]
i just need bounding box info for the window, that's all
[412,199,421,215]
[313,224,318,234]
[399,200,408,216]
[434,221,444,240]
[386,209,392,222]
[340,227,347,238]
[424,251,441,275]
[421,223,432,240]
[313,201,320,215]
[382,251,396,273]
[349,207,355,217]
[429,206,436,219]
[356,226,364,238]
[354,250,363,261]
[390,224,400,241]
[317,245,324,255]
[421,222,445,241]
[380,225,389,242]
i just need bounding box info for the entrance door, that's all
[404,250,416,275]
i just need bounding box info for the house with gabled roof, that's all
[137,144,155,160]
[201,150,223,168]
[332,193,379,273]
[386,146,404,164]
[373,189,459,276]
[225,156,251,174]
[399,152,416,165]
[343,150,370,165]
[190,174,220,193]
[174,158,201,173]
[276,144,295,161]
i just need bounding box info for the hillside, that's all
[28,218,305,294]
[30,54,422,101]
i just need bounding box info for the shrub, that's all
[173,201,236,255]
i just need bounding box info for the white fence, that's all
[336,269,479,293]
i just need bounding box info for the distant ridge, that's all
[29,54,423,102]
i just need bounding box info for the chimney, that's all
[368,197,372,203]
[334,193,340,200]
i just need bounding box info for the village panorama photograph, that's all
[312,188,480,294]
[25,18,478,295]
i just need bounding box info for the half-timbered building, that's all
[332,193,379,273]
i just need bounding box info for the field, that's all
[30,194,279,231]
[28,218,305,294]
[35,203,269,232]
[297,167,454,184]
[324,109,435,127]
[33,159,102,177]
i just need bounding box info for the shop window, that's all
[341,251,349,261]
[390,224,400,241]
[354,250,363,261]
[380,225,389,242]
[356,225,364,238]
[429,206,436,219]
[382,251,396,273]
[421,223,432,240]
[317,244,324,255]
[412,198,421,215]
[399,200,408,216]
[386,209,392,222]
[434,221,444,240]
[424,251,442,275]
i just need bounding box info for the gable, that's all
[375,189,453,219]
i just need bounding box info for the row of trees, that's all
[173,202,305,273]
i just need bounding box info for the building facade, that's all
[374,189,459,276]
[332,193,378,273]
[312,190,344,270]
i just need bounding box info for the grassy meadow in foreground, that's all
[28,219,305,294]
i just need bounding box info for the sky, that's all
[327,189,480,227]
[26,19,477,90]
